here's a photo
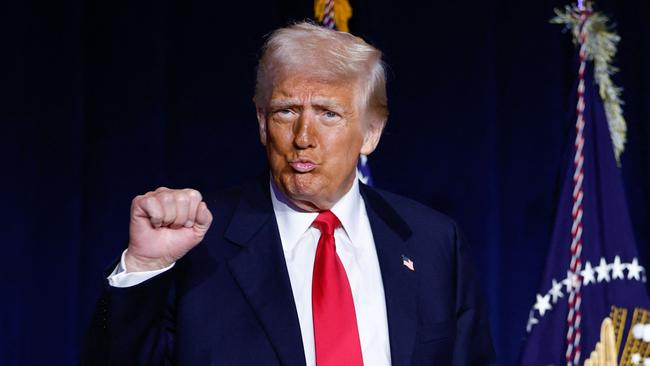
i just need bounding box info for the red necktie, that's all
[311,210,364,366]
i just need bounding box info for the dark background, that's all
[3,0,649,365]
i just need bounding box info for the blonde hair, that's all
[254,22,388,128]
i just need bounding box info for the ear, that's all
[360,118,385,155]
[256,106,268,146]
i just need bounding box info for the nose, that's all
[293,112,317,149]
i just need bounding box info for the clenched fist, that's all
[125,187,213,272]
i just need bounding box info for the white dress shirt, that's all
[271,178,391,366]
[108,179,392,366]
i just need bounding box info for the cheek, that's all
[329,128,364,158]
[266,123,292,152]
[320,131,364,177]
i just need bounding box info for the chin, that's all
[284,174,320,196]
[279,174,326,207]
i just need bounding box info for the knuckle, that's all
[145,196,158,206]
[158,192,174,204]
[186,189,202,201]
[175,193,190,205]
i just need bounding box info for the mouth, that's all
[288,159,317,173]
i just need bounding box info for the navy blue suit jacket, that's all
[83,179,496,365]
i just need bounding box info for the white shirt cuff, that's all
[107,249,175,288]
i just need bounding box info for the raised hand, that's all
[125,187,213,272]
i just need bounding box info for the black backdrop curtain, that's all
[3,1,649,365]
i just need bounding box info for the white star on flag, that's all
[581,261,596,285]
[563,271,580,292]
[526,312,539,333]
[534,294,552,316]
[627,258,643,281]
[596,257,611,283]
[611,255,625,280]
[550,279,564,304]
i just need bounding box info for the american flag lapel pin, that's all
[401,255,415,272]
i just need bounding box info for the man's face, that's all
[257,75,382,211]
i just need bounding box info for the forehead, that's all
[269,75,359,104]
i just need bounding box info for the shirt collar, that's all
[270,177,366,251]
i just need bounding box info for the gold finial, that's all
[314,0,353,33]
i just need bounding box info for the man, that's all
[83,22,496,365]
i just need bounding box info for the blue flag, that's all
[357,154,373,187]
[519,27,649,366]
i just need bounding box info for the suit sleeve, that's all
[451,223,497,365]
[81,262,176,365]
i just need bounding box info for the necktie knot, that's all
[313,210,340,236]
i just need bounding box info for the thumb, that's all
[195,202,213,232]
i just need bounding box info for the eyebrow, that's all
[268,99,299,110]
[268,97,345,113]
[311,97,345,112]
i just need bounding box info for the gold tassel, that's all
[551,3,627,165]
[314,0,353,33]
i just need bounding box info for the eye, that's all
[276,109,292,116]
[320,110,342,125]
[322,110,342,121]
[272,108,297,122]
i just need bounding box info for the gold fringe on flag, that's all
[551,2,627,164]
[314,0,353,33]
[584,317,618,366]
[584,307,650,366]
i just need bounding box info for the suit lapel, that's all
[361,185,418,366]
[222,181,418,366]
[225,181,306,366]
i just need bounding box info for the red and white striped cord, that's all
[322,0,335,29]
[565,7,590,366]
